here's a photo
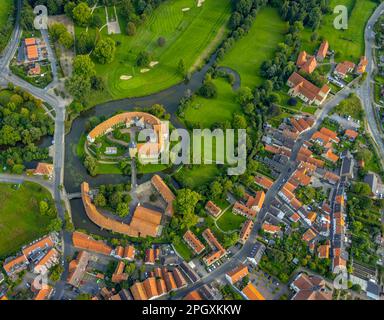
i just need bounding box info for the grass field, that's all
[174,165,221,189]
[0,182,54,258]
[79,0,231,105]
[216,210,246,232]
[183,77,241,128]
[301,0,378,61]
[219,7,287,88]
[0,0,14,52]
[0,0,12,25]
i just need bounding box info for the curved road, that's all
[356,2,384,167]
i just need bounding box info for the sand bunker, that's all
[120,75,132,80]
[197,0,205,7]
[149,61,159,68]
[140,69,150,73]
[182,8,190,12]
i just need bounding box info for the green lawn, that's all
[0,0,12,25]
[183,77,241,128]
[174,165,221,189]
[79,0,231,105]
[216,209,246,232]
[0,182,54,258]
[301,0,378,61]
[172,238,193,262]
[0,0,14,52]
[219,7,287,88]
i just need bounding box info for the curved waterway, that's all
[63,55,241,234]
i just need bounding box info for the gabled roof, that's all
[317,41,329,60]
[242,283,265,300]
[302,228,317,242]
[226,264,249,284]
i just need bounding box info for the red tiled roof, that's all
[183,230,205,254]
[242,283,265,300]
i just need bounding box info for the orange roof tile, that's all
[262,223,281,234]
[205,200,222,217]
[226,264,249,284]
[33,163,54,176]
[239,220,254,243]
[183,230,205,254]
[72,232,112,255]
[151,175,175,216]
[242,283,265,300]
[302,228,317,242]
[344,129,358,140]
[184,290,203,300]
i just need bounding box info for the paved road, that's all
[356,2,384,167]
[0,0,71,300]
[172,85,354,300]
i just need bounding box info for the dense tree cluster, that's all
[95,183,132,218]
[0,85,53,171]
[216,0,268,61]
[270,0,329,30]
[66,55,105,102]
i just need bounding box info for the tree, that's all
[12,164,25,174]
[237,87,253,106]
[157,36,166,47]
[177,58,186,77]
[198,81,217,98]
[94,193,106,207]
[210,181,223,200]
[116,202,129,217]
[76,31,95,54]
[72,55,96,78]
[48,218,63,232]
[39,201,49,215]
[84,156,97,176]
[49,23,67,42]
[232,114,247,129]
[66,74,92,100]
[352,182,371,196]
[136,51,151,67]
[93,38,116,64]
[59,31,74,49]
[175,189,201,229]
[72,2,92,27]
[126,22,136,36]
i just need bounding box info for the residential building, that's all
[290,273,332,300]
[287,72,330,106]
[33,162,54,179]
[72,231,112,256]
[225,264,249,285]
[67,251,90,288]
[239,220,254,244]
[316,40,329,61]
[183,230,205,255]
[247,242,266,266]
[334,61,356,78]
[151,174,176,217]
[356,56,368,74]
[205,200,222,218]
[241,282,265,300]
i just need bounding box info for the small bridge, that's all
[67,192,82,200]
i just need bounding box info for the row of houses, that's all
[182,228,227,267]
[2,233,60,278]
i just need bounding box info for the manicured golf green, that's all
[219,7,287,88]
[301,0,378,61]
[79,0,231,105]
[183,77,241,128]
[0,182,54,257]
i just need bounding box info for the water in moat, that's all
[64,55,240,234]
